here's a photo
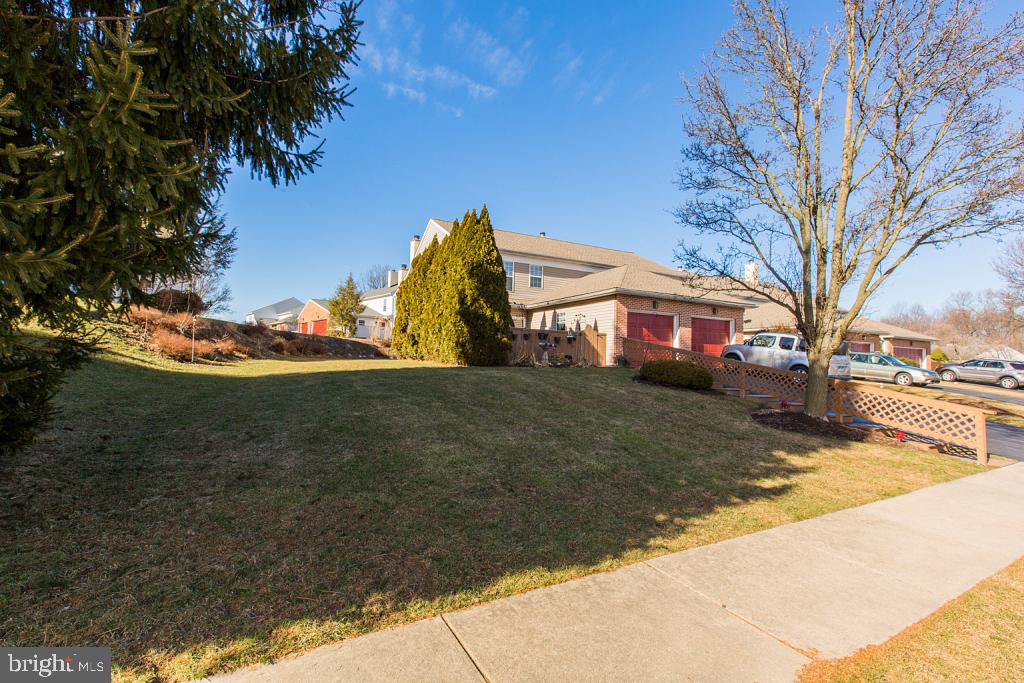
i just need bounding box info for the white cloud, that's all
[447,17,533,86]
[436,102,464,118]
[362,1,499,105]
[555,54,583,84]
[383,82,427,103]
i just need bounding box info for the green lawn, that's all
[800,557,1024,682]
[0,340,993,682]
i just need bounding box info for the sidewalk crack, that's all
[643,561,816,661]
[440,614,491,682]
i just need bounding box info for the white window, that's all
[357,319,365,326]
[504,260,514,291]
[383,300,388,312]
[555,312,566,331]
[529,264,543,288]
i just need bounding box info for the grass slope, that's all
[801,557,1024,682]
[0,340,990,681]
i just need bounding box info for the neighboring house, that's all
[244,297,305,331]
[353,306,390,341]
[297,298,331,335]
[357,282,400,341]
[406,218,758,365]
[744,300,939,368]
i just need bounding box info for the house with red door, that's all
[744,300,938,368]
[406,219,758,365]
[297,298,331,336]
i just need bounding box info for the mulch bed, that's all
[751,409,870,442]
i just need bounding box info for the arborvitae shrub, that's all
[392,206,511,366]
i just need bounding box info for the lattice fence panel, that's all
[622,338,988,462]
[831,381,986,455]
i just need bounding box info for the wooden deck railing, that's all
[622,338,990,464]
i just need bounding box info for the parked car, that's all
[849,352,940,386]
[937,358,1024,390]
[721,333,852,380]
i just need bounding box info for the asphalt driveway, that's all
[986,422,1024,462]
[925,382,1024,408]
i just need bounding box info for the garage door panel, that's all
[848,342,872,353]
[892,346,924,366]
[691,318,731,356]
[312,318,328,336]
[627,313,674,345]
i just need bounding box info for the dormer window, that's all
[529,264,543,288]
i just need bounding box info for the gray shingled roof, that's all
[248,297,304,320]
[526,264,756,309]
[430,218,676,273]
[744,301,937,341]
[360,285,398,300]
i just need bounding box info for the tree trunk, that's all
[804,351,832,418]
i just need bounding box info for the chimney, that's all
[409,234,421,265]
[398,264,408,283]
[387,270,399,287]
[539,231,546,237]
[743,261,759,286]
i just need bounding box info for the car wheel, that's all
[894,372,913,386]
[725,354,742,361]
[940,370,956,382]
[999,376,1019,390]
[791,365,808,373]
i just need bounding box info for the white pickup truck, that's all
[721,333,852,380]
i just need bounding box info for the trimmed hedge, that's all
[636,360,714,390]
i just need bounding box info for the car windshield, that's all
[879,354,909,366]
[1011,363,1024,371]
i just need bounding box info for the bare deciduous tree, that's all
[360,264,394,292]
[676,0,1024,416]
[995,236,1024,327]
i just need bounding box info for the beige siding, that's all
[509,261,592,305]
[527,296,616,365]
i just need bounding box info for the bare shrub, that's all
[125,306,164,326]
[150,328,215,361]
[214,338,243,357]
[239,323,267,337]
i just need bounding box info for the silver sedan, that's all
[849,352,941,386]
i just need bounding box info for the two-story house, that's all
[409,218,757,365]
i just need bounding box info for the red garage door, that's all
[848,342,873,353]
[892,346,924,366]
[627,312,674,345]
[691,318,731,356]
[312,318,328,336]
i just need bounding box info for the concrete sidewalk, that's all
[208,463,1024,683]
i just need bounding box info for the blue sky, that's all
[220,0,1017,321]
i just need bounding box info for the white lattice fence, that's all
[622,338,989,463]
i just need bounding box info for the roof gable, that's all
[248,297,304,319]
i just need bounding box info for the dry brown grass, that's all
[800,557,1024,682]
[1,340,998,682]
[149,327,216,361]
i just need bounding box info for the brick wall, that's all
[613,295,745,359]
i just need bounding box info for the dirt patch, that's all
[751,409,869,441]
